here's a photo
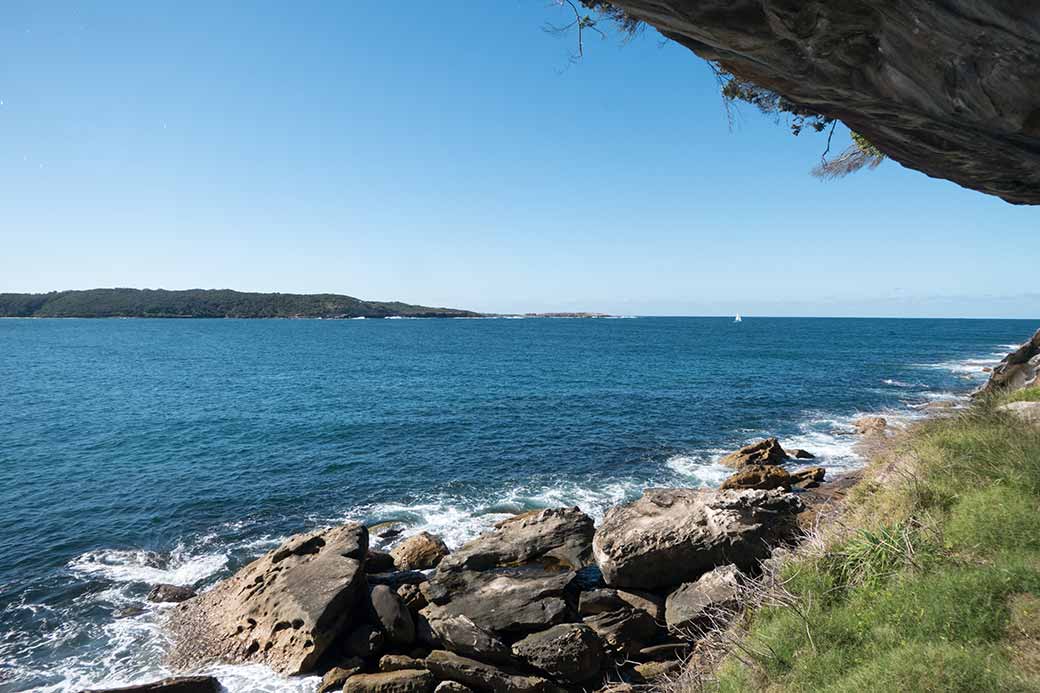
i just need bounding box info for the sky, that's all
[1,1,1037,317]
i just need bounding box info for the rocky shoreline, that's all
[91,332,1040,693]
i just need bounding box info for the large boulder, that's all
[318,660,365,693]
[718,438,787,467]
[789,467,826,489]
[345,623,386,659]
[852,416,888,435]
[166,523,368,675]
[392,532,450,571]
[582,608,661,658]
[592,488,802,590]
[84,678,219,693]
[511,623,604,684]
[664,564,742,635]
[343,670,435,693]
[577,588,663,620]
[719,465,791,491]
[978,330,1040,395]
[436,507,594,573]
[147,584,196,604]
[418,609,510,662]
[424,650,552,693]
[370,584,416,645]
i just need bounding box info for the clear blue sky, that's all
[1,1,1037,317]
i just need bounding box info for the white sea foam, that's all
[664,451,731,487]
[68,546,228,586]
[881,378,927,388]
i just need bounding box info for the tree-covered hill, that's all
[0,289,480,319]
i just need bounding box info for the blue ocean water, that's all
[0,316,1032,692]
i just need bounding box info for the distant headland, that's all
[0,288,480,319]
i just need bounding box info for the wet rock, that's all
[343,670,435,693]
[370,585,416,646]
[437,507,594,573]
[391,533,450,571]
[786,448,815,459]
[511,623,604,684]
[593,488,802,590]
[853,417,888,435]
[367,550,397,573]
[147,584,196,604]
[84,677,219,693]
[379,654,427,672]
[318,660,365,693]
[664,565,742,635]
[167,522,368,675]
[789,467,827,489]
[719,465,791,491]
[345,624,386,659]
[578,588,663,620]
[719,438,787,467]
[582,608,661,658]
[425,650,552,693]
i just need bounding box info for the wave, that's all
[881,378,928,388]
[68,547,227,587]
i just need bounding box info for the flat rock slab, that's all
[425,650,552,693]
[511,623,604,684]
[84,677,220,693]
[593,488,802,590]
[344,670,436,693]
[665,564,742,635]
[167,522,368,675]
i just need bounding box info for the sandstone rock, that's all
[318,660,364,693]
[511,624,604,684]
[146,584,196,604]
[433,682,472,693]
[369,571,428,590]
[84,677,219,693]
[391,533,450,571]
[631,660,682,682]
[578,588,664,620]
[437,507,594,573]
[370,585,416,646]
[367,550,397,573]
[419,609,510,662]
[379,654,427,672]
[719,465,791,491]
[345,624,386,659]
[167,522,368,675]
[853,417,888,435]
[789,467,826,490]
[582,608,661,658]
[397,583,428,611]
[593,488,802,590]
[425,650,551,693]
[343,670,435,693]
[999,401,1040,425]
[664,565,742,635]
[718,438,787,467]
[424,570,572,636]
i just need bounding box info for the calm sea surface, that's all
[0,316,1033,691]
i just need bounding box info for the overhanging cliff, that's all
[607,1,1040,204]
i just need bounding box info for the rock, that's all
[511,624,604,684]
[146,584,196,604]
[664,565,742,635]
[979,331,1040,395]
[167,522,368,675]
[318,660,365,693]
[593,488,802,590]
[370,585,416,646]
[391,533,450,571]
[379,654,427,672]
[369,571,428,590]
[718,438,787,467]
[424,650,552,693]
[419,609,511,662]
[582,608,661,657]
[578,588,664,620]
[397,583,428,611]
[719,465,791,491]
[852,417,888,435]
[789,467,826,490]
[424,570,572,636]
[415,613,442,649]
[604,1,1040,205]
[83,677,220,693]
[786,448,815,459]
[433,682,472,693]
[999,401,1040,425]
[367,550,397,573]
[437,507,594,573]
[343,670,435,693]
[631,660,682,682]
[345,623,386,659]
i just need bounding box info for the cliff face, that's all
[609,1,1040,204]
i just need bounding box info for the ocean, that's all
[0,316,1032,692]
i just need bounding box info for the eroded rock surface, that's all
[511,623,604,683]
[979,329,1040,395]
[718,438,787,467]
[167,522,368,675]
[608,0,1040,205]
[391,532,450,571]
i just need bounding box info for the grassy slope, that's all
[696,390,1040,693]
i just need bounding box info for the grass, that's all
[677,393,1040,693]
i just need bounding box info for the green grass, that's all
[707,395,1040,693]
[1005,386,1040,403]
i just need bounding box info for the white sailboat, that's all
[734,313,742,323]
